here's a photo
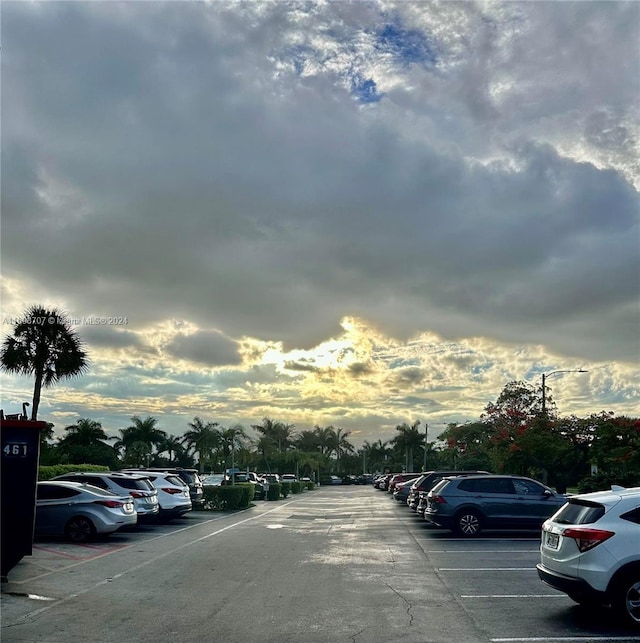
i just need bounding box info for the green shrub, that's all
[577,471,640,494]
[267,483,281,500]
[280,482,291,498]
[39,464,109,480]
[291,481,304,494]
[305,480,315,491]
[202,484,254,510]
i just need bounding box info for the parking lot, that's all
[2,486,639,642]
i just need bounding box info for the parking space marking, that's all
[426,550,538,553]
[32,545,83,560]
[491,638,640,642]
[461,594,564,598]
[439,567,534,571]
[9,499,299,623]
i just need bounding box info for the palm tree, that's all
[251,418,295,453]
[118,415,167,467]
[219,425,249,476]
[327,427,354,473]
[313,425,334,455]
[368,439,392,472]
[182,417,220,472]
[61,417,110,446]
[219,425,249,459]
[57,417,117,467]
[294,430,320,453]
[159,434,187,464]
[1,305,88,419]
[391,421,424,472]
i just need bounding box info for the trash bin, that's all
[1,416,47,581]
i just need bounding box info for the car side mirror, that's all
[542,489,553,498]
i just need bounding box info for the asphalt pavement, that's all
[2,485,639,643]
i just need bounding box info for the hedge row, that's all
[201,481,317,510]
[577,471,640,493]
[39,464,109,480]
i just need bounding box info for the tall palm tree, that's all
[57,417,117,467]
[392,421,424,472]
[1,305,89,419]
[251,417,294,453]
[60,417,109,447]
[159,434,187,464]
[118,415,167,467]
[219,425,249,475]
[327,427,354,473]
[294,430,320,453]
[182,417,220,472]
[313,425,334,455]
[219,425,249,459]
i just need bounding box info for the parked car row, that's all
[378,470,569,536]
[36,468,198,543]
[374,471,640,628]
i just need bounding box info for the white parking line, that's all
[427,550,538,553]
[439,567,534,571]
[9,499,298,622]
[492,638,640,642]
[462,594,564,598]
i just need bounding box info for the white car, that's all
[537,485,640,628]
[126,470,192,521]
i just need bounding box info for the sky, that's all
[1,1,639,449]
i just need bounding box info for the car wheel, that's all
[65,516,96,543]
[612,573,640,628]
[455,510,482,537]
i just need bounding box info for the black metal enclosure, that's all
[1,417,46,581]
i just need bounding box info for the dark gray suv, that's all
[424,474,567,537]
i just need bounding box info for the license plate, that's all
[546,532,559,549]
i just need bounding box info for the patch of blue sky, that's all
[351,75,383,103]
[375,19,438,68]
[471,364,492,376]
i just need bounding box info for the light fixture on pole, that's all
[541,369,588,414]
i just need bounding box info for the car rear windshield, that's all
[110,477,154,491]
[179,472,198,484]
[553,500,605,525]
[430,479,449,494]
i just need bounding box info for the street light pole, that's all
[422,422,428,471]
[541,369,588,414]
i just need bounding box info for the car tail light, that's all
[93,500,123,508]
[430,495,447,504]
[162,487,183,494]
[130,491,145,498]
[563,527,615,552]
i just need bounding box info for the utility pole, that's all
[541,369,588,414]
[422,422,428,471]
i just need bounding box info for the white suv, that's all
[125,470,192,521]
[537,485,640,628]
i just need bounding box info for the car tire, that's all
[612,572,640,628]
[65,516,96,543]
[454,510,482,537]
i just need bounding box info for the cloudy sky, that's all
[2,1,639,448]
